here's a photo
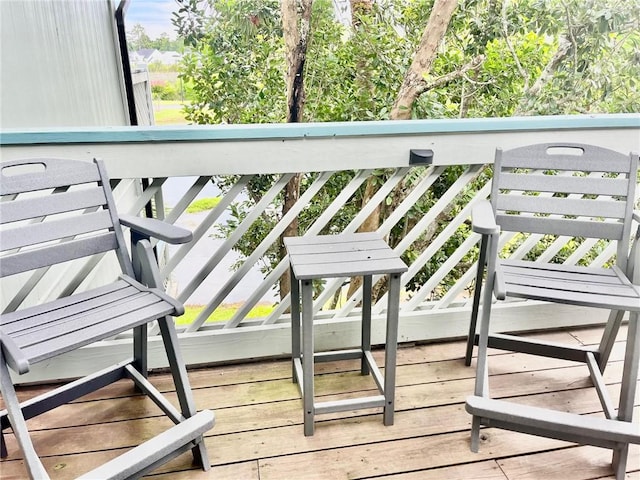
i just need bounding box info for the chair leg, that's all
[470,416,481,452]
[133,323,148,378]
[473,276,495,398]
[0,351,49,479]
[597,310,625,371]
[466,236,488,366]
[612,446,629,480]
[157,316,210,470]
[612,311,640,479]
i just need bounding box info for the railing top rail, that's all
[1,114,638,146]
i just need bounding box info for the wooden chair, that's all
[0,158,214,479]
[465,143,640,479]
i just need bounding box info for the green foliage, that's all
[127,24,185,52]
[173,0,639,300]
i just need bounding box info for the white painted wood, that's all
[240,169,374,325]
[190,171,334,331]
[161,175,251,279]
[2,125,638,179]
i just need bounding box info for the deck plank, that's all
[498,444,640,480]
[0,327,638,479]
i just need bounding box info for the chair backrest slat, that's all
[0,233,119,277]
[498,172,629,197]
[1,210,114,252]
[0,158,133,281]
[496,195,628,219]
[1,188,107,224]
[496,215,624,240]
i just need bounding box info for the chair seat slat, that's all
[496,194,627,219]
[4,285,145,336]
[497,215,623,240]
[503,271,638,298]
[501,261,630,285]
[499,173,628,196]
[506,281,640,310]
[0,188,107,223]
[1,279,132,327]
[14,292,164,347]
[0,233,118,277]
[501,259,620,276]
[1,210,113,252]
[22,301,175,365]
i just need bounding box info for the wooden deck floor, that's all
[1,326,639,479]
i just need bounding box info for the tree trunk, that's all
[349,0,463,301]
[280,0,314,300]
[390,0,459,120]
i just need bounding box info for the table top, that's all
[284,232,407,280]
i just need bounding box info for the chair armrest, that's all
[633,210,640,224]
[120,214,192,245]
[472,200,500,236]
[0,331,30,374]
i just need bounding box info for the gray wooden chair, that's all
[0,158,214,479]
[465,143,640,479]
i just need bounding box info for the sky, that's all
[125,0,177,39]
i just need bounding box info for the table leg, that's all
[383,273,401,426]
[302,279,315,436]
[361,275,372,375]
[290,265,301,383]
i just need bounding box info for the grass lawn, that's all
[186,197,221,213]
[153,101,189,125]
[176,303,275,326]
[154,108,188,125]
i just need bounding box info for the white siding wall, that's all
[0,0,139,312]
[0,0,129,127]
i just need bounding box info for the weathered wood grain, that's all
[1,329,637,479]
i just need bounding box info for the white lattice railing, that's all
[1,114,639,382]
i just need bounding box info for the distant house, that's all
[130,49,182,66]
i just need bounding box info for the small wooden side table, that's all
[284,232,408,436]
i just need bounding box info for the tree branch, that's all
[501,0,528,91]
[514,35,572,115]
[421,54,485,92]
